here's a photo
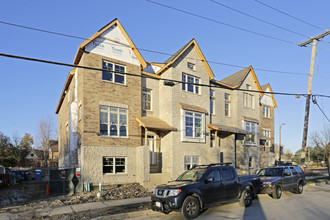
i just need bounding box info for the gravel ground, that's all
[0,182,152,214]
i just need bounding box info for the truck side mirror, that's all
[206,177,214,183]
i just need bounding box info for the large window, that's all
[102,60,125,84]
[224,93,231,117]
[182,73,199,94]
[184,111,203,139]
[210,90,215,115]
[100,106,128,137]
[103,157,126,174]
[262,130,271,147]
[184,156,199,170]
[243,93,254,108]
[245,121,257,144]
[142,88,152,111]
[263,106,270,118]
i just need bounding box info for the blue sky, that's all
[0,0,329,153]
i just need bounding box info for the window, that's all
[263,106,270,118]
[262,130,271,147]
[290,167,298,175]
[206,170,221,181]
[224,93,231,117]
[210,90,215,115]
[183,110,204,140]
[249,156,254,168]
[103,157,126,174]
[295,166,304,174]
[100,106,128,137]
[142,88,152,111]
[221,167,235,180]
[182,73,199,94]
[187,62,195,70]
[246,84,251,90]
[243,92,254,108]
[102,60,125,84]
[184,156,199,170]
[245,121,257,144]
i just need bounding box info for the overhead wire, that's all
[312,96,330,123]
[145,0,296,44]
[254,0,324,31]
[0,20,309,76]
[0,52,321,98]
[209,0,310,38]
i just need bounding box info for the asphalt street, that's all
[107,183,330,220]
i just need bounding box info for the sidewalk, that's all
[0,197,151,220]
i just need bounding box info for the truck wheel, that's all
[239,187,253,207]
[181,196,200,219]
[295,182,303,194]
[272,185,282,199]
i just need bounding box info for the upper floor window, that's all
[263,106,270,118]
[187,62,195,70]
[182,73,199,94]
[262,130,271,147]
[100,106,127,137]
[245,121,257,144]
[224,93,231,117]
[142,88,152,111]
[210,90,215,115]
[246,84,251,90]
[243,92,254,108]
[182,110,205,142]
[102,60,126,85]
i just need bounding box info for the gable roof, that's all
[155,39,215,80]
[55,68,75,114]
[73,18,147,68]
[215,66,263,96]
[261,83,278,108]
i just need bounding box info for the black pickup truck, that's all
[258,166,306,199]
[151,163,261,219]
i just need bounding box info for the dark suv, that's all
[258,166,306,199]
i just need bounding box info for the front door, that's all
[200,169,224,204]
[148,135,161,173]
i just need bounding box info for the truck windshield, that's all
[176,168,206,181]
[258,168,283,177]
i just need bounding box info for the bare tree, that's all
[36,116,55,166]
[12,131,21,166]
[310,126,330,177]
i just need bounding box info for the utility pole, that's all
[298,30,330,164]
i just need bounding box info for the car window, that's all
[258,168,282,176]
[295,166,304,174]
[221,167,234,181]
[176,168,206,181]
[206,170,221,182]
[290,167,297,175]
[284,168,291,176]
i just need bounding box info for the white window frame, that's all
[243,92,254,109]
[100,106,128,137]
[102,60,126,85]
[210,89,215,115]
[103,156,126,174]
[182,73,200,94]
[224,93,231,117]
[181,109,205,142]
[262,129,271,147]
[244,121,257,145]
[263,106,270,118]
[184,155,199,170]
[142,88,152,111]
[187,62,196,71]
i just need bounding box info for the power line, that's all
[146,0,296,44]
[209,0,309,38]
[254,0,324,31]
[312,96,330,123]
[0,19,309,76]
[0,52,317,98]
